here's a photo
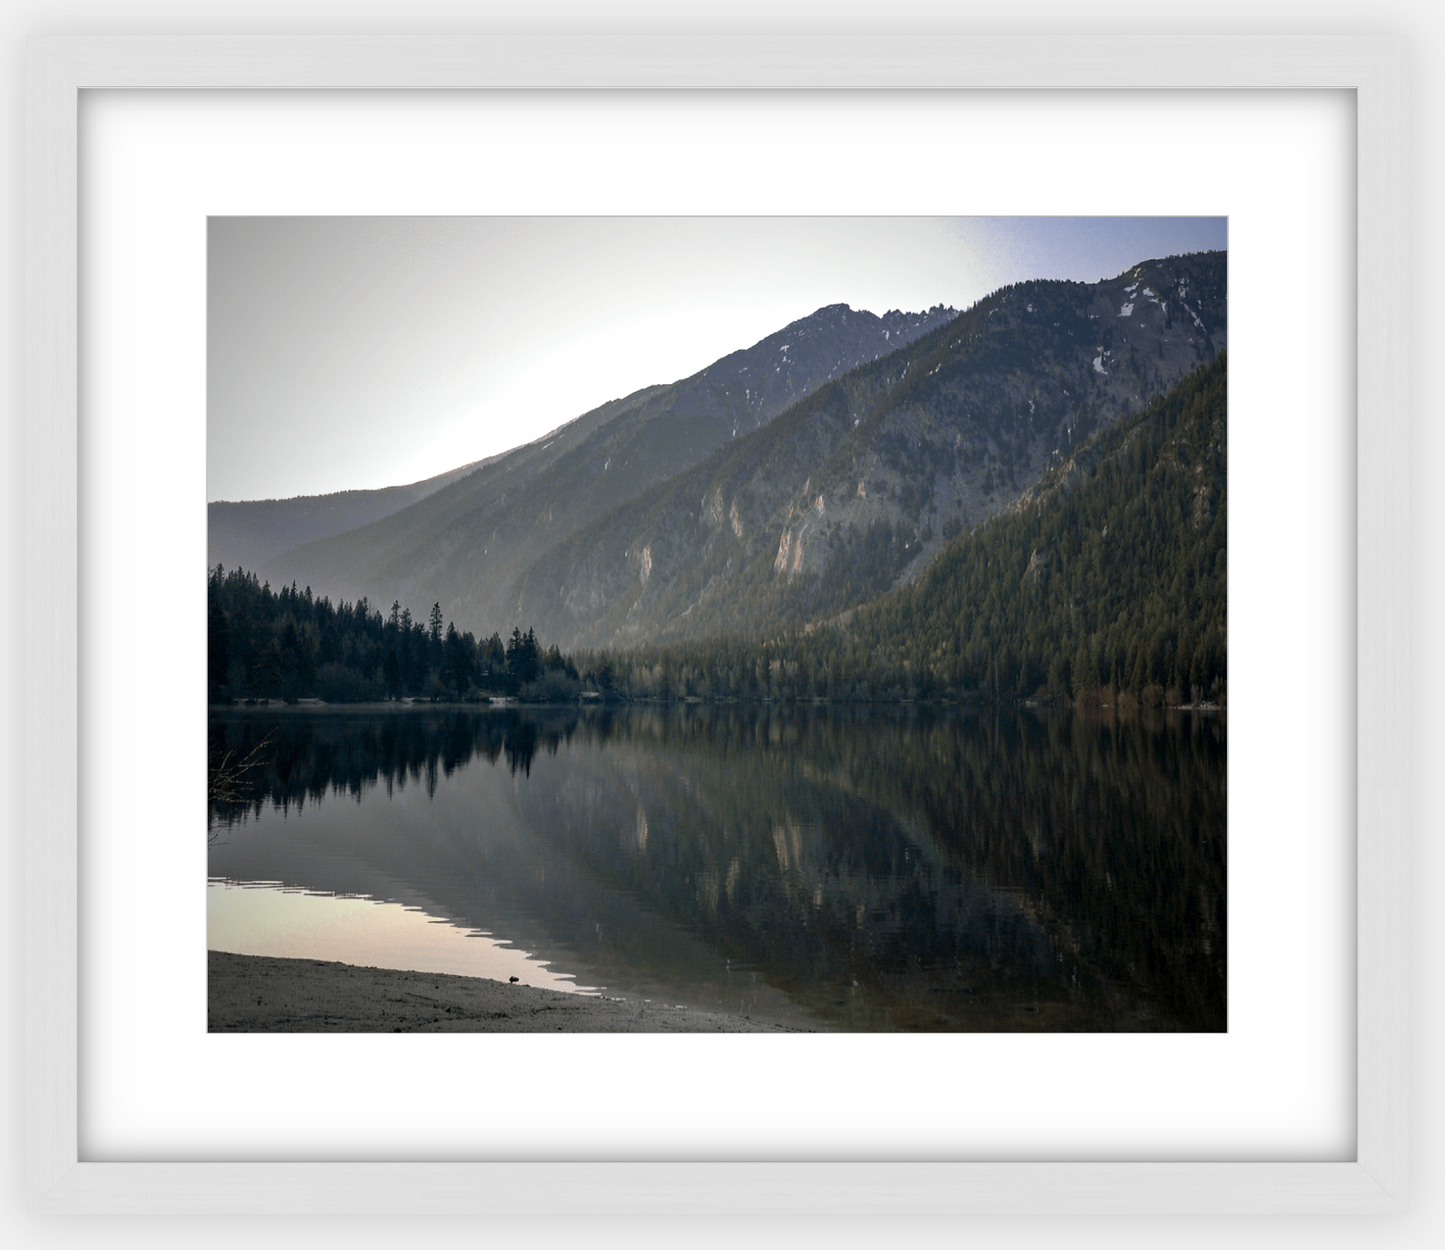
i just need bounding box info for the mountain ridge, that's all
[207,457,496,573]
[511,251,1224,651]
[248,300,959,617]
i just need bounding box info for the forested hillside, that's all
[588,352,1226,707]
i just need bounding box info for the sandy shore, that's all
[209,950,808,1032]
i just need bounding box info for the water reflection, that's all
[208,879,598,991]
[208,704,1225,1031]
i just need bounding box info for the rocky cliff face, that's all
[512,251,1225,651]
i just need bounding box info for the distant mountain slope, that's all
[516,252,1225,651]
[257,302,957,620]
[208,458,488,573]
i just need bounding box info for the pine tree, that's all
[207,600,230,701]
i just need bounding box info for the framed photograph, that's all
[22,34,1407,1214]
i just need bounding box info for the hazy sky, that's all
[208,216,1226,502]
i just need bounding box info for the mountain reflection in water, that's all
[208,703,1225,1031]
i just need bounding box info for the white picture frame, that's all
[21,33,1408,1215]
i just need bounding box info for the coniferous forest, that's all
[207,573,579,705]
[209,353,1225,711]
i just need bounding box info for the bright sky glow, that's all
[208,216,1226,501]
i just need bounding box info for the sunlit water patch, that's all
[207,878,599,992]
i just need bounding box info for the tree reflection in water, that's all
[209,703,1225,1031]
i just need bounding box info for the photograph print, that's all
[206,216,1227,1033]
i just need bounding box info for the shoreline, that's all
[211,697,1225,717]
[208,950,810,1033]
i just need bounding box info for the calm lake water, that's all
[208,703,1226,1031]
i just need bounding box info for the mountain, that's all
[205,351,1226,707]
[254,302,958,620]
[595,350,1227,706]
[208,458,488,573]
[514,251,1225,651]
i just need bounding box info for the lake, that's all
[208,702,1226,1031]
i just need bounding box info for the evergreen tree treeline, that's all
[206,572,578,704]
